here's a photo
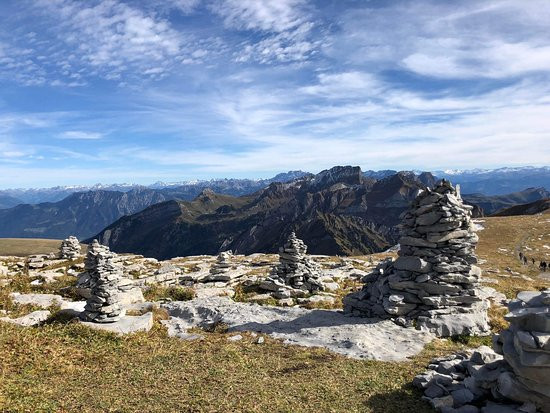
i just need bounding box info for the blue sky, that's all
[1,0,549,188]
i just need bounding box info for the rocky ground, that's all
[0,215,549,412]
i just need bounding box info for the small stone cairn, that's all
[344,180,490,337]
[59,236,81,260]
[207,251,236,281]
[260,232,324,299]
[414,289,550,412]
[81,240,126,323]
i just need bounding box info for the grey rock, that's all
[451,388,474,406]
[393,256,432,273]
[80,312,153,335]
[162,296,435,361]
[0,310,50,327]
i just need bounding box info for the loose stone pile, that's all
[344,180,490,336]
[414,289,550,412]
[260,232,324,299]
[81,240,126,323]
[59,236,81,260]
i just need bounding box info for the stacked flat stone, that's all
[261,232,324,299]
[413,290,550,413]
[206,251,243,282]
[210,251,234,276]
[59,236,81,260]
[344,179,490,336]
[493,289,550,410]
[81,240,126,323]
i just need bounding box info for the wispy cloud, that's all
[59,131,104,140]
[34,0,184,80]
[0,0,549,188]
[325,0,550,79]
[211,0,308,32]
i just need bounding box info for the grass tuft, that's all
[143,285,196,302]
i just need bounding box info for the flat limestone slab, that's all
[162,297,435,361]
[79,312,153,335]
[10,292,64,308]
[0,310,51,327]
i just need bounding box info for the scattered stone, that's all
[344,180,490,337]
[228,334,243,341]
[256,336,265,344]
[59,236,81,260]
[414,289,550,413]
[27,255,46,269]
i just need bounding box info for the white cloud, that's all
[211,0,319,64]
[59,131,104,140]
[211,0,308,32]
[27,0,185,81]
[300,72,383,98]
[234,23,318,63]
[325,0,550,79]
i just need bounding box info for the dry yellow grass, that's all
[0,238,88,257]
[0,238,63,256]
[0,315,493,413]
[476,215,550,298]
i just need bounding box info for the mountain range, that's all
[435,166,550,195]
[90,166,424,259]
[0,171,309,205]
[1,166,547,206]
[0,172,309,240]
[0,166,548,258]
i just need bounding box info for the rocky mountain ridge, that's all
[462,187,550,216]
[0,171,311,205]
[89,167,427,259]
[1,166,547,205]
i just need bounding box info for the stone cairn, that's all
[414,289,550,412]
[210,251,234,276]
[260,232,324,299]
[81,240,126,323]
[59,236,81,260]
[344,179,490,337]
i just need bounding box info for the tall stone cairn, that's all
[261,232,324,298]
[413,290,550,412]
[493,289,550,410]
[81,240,126,323]
[59,236,81,260]
[344,179,490,337]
